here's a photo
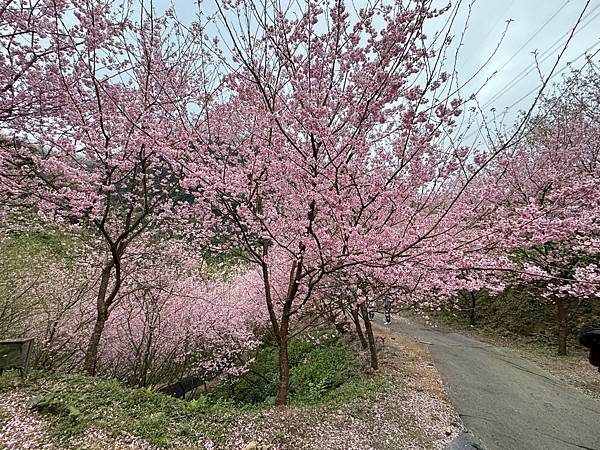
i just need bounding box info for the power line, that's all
[458,0,598,144]
[482,2,600,109]
[506,40,600,110]
[460,40,600,144]
[498,0,572,71]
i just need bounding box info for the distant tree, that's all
[485,62,600,354]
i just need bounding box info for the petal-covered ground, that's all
[0,329,461,449]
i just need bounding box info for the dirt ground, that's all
[223,325,463,449]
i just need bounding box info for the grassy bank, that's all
[0,330,462,449]
[428,287,600,357]
[0,335,382,448]
[207,336,380,408]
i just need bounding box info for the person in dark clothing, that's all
[383,299,393,324]
[368,300,375,320]
[590,347,600,371]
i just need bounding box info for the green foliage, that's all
[202,247,249,278]
[432,287,600,355]
[33,393,81,425]
[1,230,76,262]
[289,342,366,404]
[0,370,24,392]
[25,373,230,447]
[207,336,378,408]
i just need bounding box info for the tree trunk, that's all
[275,336,290,406]
[469,292,476,326]
[83,313,107,375]
[262,248,300,407]
[351,307,368,349]
[83,262,112,375]
[557,297,569,356]
[139,328,154,386]
[360,303,378,370]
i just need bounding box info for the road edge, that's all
[444,430,485,450]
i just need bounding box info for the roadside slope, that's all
[0,332,462,450]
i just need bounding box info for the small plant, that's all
[188,398,204,411]
[272,432,286,444]
[33,392,84,435]
[0,370,23,392]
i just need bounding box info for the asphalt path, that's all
[381,315,600,450]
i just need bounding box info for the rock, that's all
[159,375,204,398]
[444,431,485,449]
[243,442,270,450]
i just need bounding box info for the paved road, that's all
[382,316,600,450]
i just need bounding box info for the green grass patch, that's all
[206,335,382,408]
[426,287,598,358]
[0,335,383,447]
[12,372,231,447]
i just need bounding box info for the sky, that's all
[444,0,600,117]
[161,0,600,127]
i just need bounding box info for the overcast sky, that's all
[447,0,600,113]
[162,0,600,126]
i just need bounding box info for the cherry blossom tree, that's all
[314,264,442,370]
[100,243,268,386]
[1,0,591,397]
[0,1,216,374]
[481,62,600,354]
[188,0,525,405]
[0,0,66,124]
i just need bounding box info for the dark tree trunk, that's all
[139,328,154,386]
[83,262,113,375]
[557,297,569,356]
[262,249,299,407]
[351,307,368,349]
[229,376,235,397]
[469,292,476,326]
[360,303,378,370]
[274,287,292,406]
[275,336,290,406]
[83,313,107,375]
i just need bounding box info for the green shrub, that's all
[289,343,366,404]
[208,335,376,408]
[0,370,23,392]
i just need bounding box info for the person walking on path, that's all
[383,299,393,324]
